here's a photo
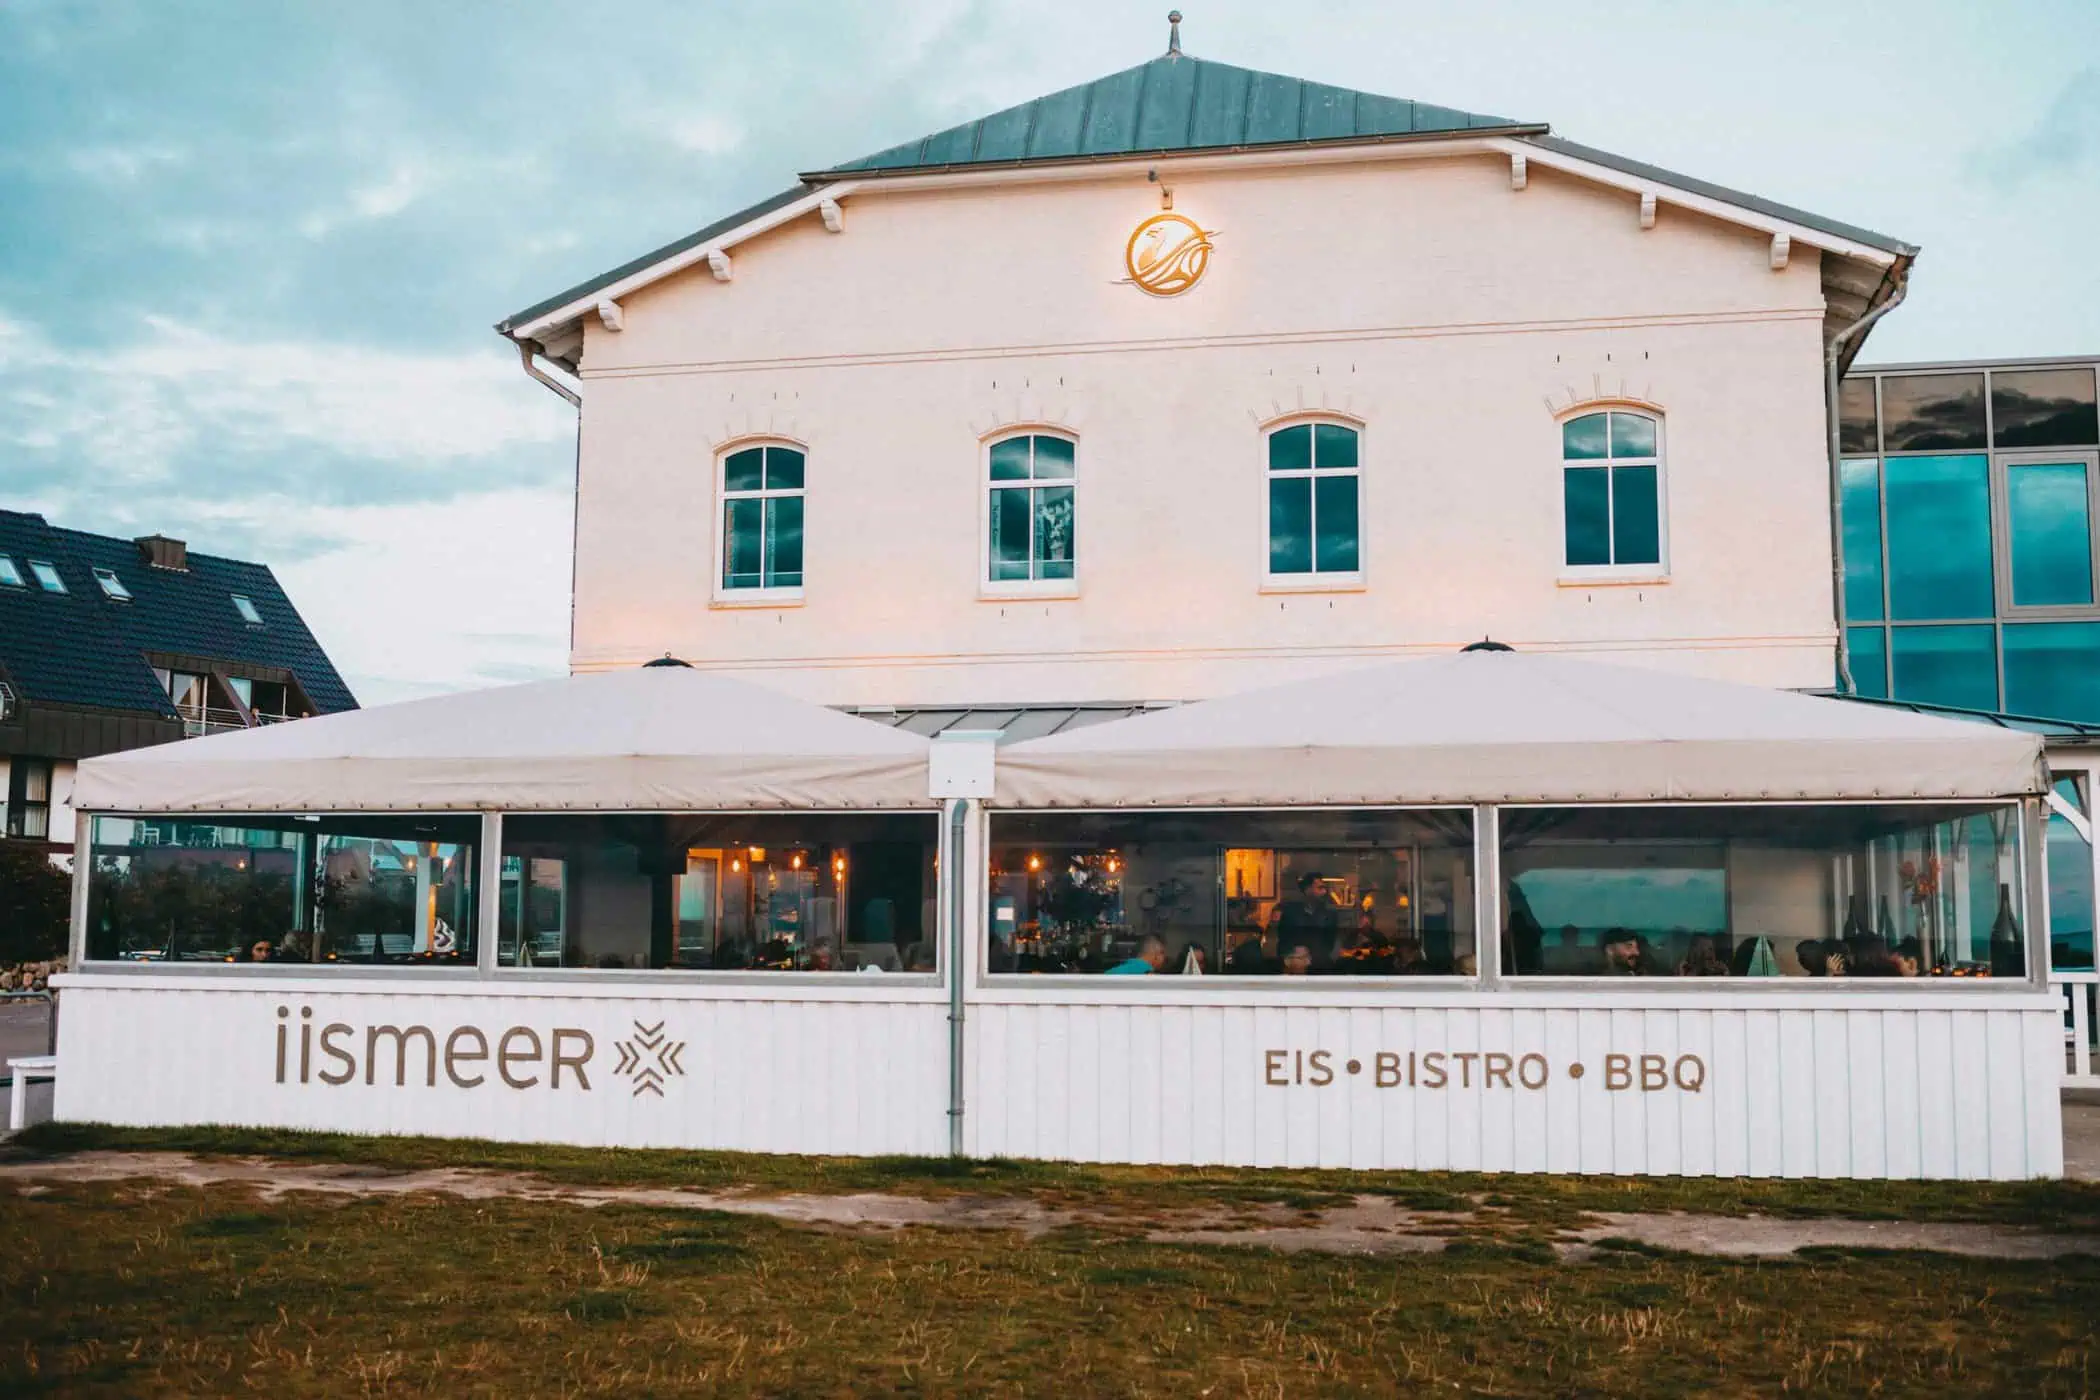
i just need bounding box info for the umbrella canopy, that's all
[993,651,2048,807]
[74,666,934,813]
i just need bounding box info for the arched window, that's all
[1266,421,1360,578]
[1561,410,1662,570]
[719,442,805,593]
[986,433,1075,585]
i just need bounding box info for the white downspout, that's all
[1825,268,1910,693]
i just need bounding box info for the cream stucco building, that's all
[500,36,1912,707]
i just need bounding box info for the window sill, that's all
[710,588,806,609]
[1558,568,1670,588]
[1261,572,1366,595]
[980,579,1080,602]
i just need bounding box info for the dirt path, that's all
[5,1151,2097,1262]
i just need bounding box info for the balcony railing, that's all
[180,707,252,737]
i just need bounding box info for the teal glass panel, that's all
[763,447,804,491]
[1312,423,1358,469]
[1268,477,1311,574]
[1611,465,1660,565]
[1313,474,1359,572]
[1847,626,1888,699]
[2004,622,2100,721]
[1031,435,1075,480]
[1561,414,1608,461]
[1609,413,1657,457]
[1889,624,1998,711]
[2007,462,2093,606]
[764,496,803,588]
[1839,458,1883,621]
[1268,424,1311,472]
[2049,775,2094,971]
[1885,454,1993,620]
[1034,485,1074,579]
[1563,467,1610,566]
[722,498,764,589]
[723,448,764,492]
[989,488,1032,581]
[989,437,1031,481]
[1994,368,2099,448]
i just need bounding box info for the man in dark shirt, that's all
[1278,873,1339,970]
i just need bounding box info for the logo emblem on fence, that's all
[1124,212,1215,297]
[613,1020,687,1097]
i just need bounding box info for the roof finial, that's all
[1166,9,1183,56]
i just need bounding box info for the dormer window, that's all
[0,556,21,588]
[94,567,132,601]
[232,594,263,625]
[28,561,64,593]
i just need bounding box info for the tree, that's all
[0,841,70,966]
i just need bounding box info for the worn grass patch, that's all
[16,1119,2100,1234]
[2,1178,2096,1397]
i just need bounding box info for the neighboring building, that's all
[500,43,1910,707]
[0,511,357,855]
[1837,356,2100,723]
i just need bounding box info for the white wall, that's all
[568,153,1840,705]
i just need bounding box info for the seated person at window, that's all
[1107,935,1169,976]
[1278,874,1339,969]
[1677,934,1728,977]
[1279,942,1314,977]
[1599,929,1651,975]
[1225,927,1273,975]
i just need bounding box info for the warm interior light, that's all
[791,852,804,870]
[1027,853,1042,872]
[748,846,766,863]
[730,858,742,873]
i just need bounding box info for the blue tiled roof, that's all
[0,511,357,719]
[822,53,1533,175]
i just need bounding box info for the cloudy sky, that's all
[3,1,2096,705]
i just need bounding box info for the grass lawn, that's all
[3,1126,2099,1396]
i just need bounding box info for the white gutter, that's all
[516,341,581,407]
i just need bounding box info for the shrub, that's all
[0,840,70,966]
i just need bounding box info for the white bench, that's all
[7,1055,56,1132]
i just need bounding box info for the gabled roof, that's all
[0,510,358,723]
[819,52,1536,176]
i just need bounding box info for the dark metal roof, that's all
[1821,690,2100,745]
[816,52,1535,177]
[0,510,358,727]
[840,702,1170,744]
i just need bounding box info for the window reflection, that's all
[85,815,479,965]
[1503,804,2028,978]
[1890,624,1999,712]
[2004,622,2100,722]
[1884,454,1993,620]
[1993,368,2099,449]
[1838,377,1879,455]
[2048,776,2094,972]
[2006,462,2094,607]
[1880,373,1986,452]
[498,814,937,972]
[987,810,1476,976]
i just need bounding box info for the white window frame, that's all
[711,439,807,608]
[27,560,64,594]
[93,567,132,601]
[0,555,22,588]
[231,593,263,625]
[1557,407,1671,586]
[979,429,1080,600]
[1261,415,1366,593]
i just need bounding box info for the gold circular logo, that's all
[1124,212,1215,297]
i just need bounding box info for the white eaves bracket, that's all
[594,299,623,331]
[819,196,844,232]
[1770,233,1791,270]
[1639,191,1656,230]
[1508,153,1526,191]
[707,249,733,282]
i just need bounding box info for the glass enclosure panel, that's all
[1838,377,1879,455]
[988,487,1033,581]
[1993,368,2099,449]
[1611,465,1660,565]
[1312,422,1358,469]
[1890,624,1999,712]
[1839,458,1883,620]
[988,809,1476,977]
[1609,412,1657,458]
[1561,413,1608,460]
[499,814,937,972]
[1268,477,1312,574]
[1563,467,1610,566]
[722,498,764,589]
[1847,626,1888,699]
[723,448,764,492]
[1880,373,1987,451]
[2004,621,2100,721]
[1313,474,1359,572]
[764,495,804,588]
[2048,775,2094,971]
[1503,804,2028,978]
[1884,454,1993,619]
[85,815,478,965]
[2006,462,2093,606]
[1268,424,1311,472]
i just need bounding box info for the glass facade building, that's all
[1839,356,2100,721]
